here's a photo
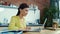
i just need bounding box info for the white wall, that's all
[25,9,40,23]
[0,8,18,23]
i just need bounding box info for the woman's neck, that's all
[19,14,24,19]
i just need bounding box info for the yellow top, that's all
[8,16,26,30]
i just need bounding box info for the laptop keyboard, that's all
[24,28,40,32]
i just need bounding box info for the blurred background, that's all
[0,0,60,34]
[0,0,59,30]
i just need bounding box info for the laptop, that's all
[23,18,47,32]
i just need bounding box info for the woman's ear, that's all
[20,9,22,11]
[20,9,23,12]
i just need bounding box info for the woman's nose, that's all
[25,11,28,13]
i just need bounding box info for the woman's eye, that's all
[25,10,28,11]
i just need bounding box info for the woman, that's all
[8,3,29,30]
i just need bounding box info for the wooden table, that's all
[23,30,60,34]
[0,27,60,34]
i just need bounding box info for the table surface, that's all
[0,27,60,34]
[23,29,60,34]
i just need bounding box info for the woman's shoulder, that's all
[11,16,18,18]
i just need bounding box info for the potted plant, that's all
[42,7,58,28]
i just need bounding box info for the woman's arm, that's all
[8,16,19,30]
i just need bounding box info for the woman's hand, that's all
[18,27,31,31]
[26,27,31,31]
[18,28,26,31]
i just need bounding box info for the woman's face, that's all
[20,8,29,16]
